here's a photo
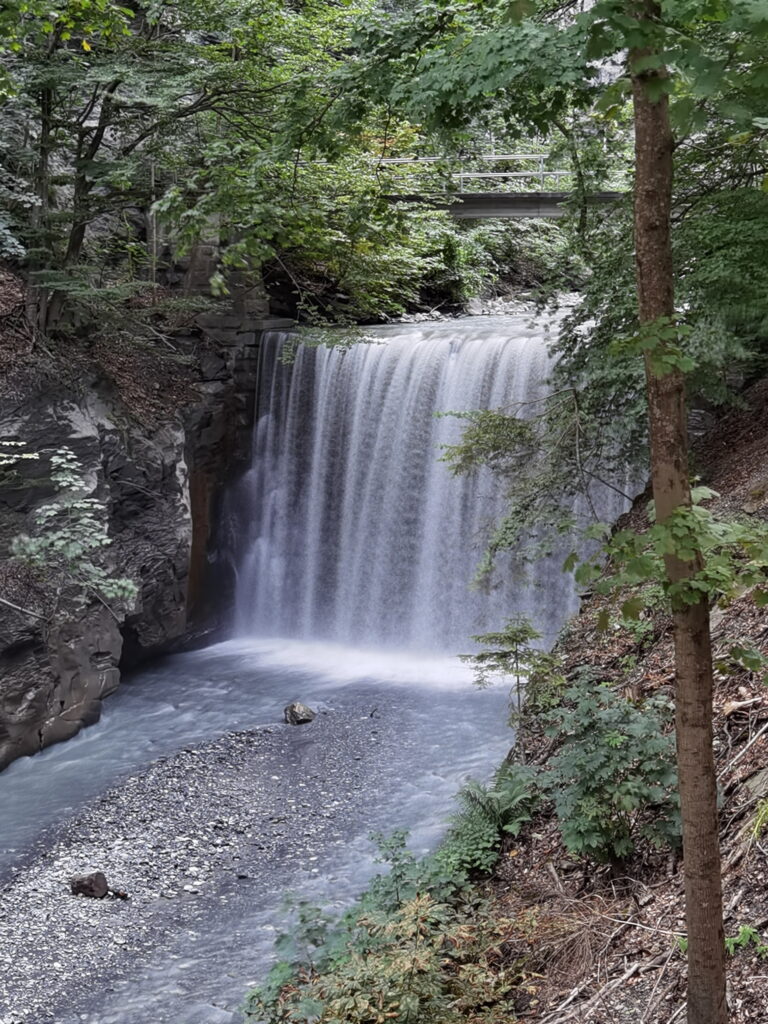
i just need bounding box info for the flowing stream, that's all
[0,314,626,1023]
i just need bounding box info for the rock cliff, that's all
[0,312,280,771]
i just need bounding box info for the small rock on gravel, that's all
[70,872,109,899]
[283,701,316,725]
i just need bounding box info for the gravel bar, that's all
[0,695,407,1024]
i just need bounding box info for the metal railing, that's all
[375,152,573,193]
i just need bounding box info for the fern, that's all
[459,766,538,837]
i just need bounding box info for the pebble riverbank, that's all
[0,695,408,1024]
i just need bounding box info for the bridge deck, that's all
[389,191,624,219]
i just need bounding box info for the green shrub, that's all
[362,831,466,911]
[246,832,520,1024]
[460,615,567,759]
[725,925,768,958]
[434,803,501,876]
[246,892,521,1024]
[544,679,680,863]
[4,444,137,614]
[435,764,539,876]
[463,219,586,291]
[522,650,567,716]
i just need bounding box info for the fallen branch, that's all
[718,720,768,781]
[540,983,587,1019]
[543,962,642,1023]
[0,594,47,620]
[640,945,677,1022]
[540,944,676,1024]
[664,1004,686,1024]
[594,913,685,939]
[546,860,565,894]
[724,697,764,716]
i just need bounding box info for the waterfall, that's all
[234,315,619,652]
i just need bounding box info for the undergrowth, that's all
[244,777,533,1024]
[543,675,680,863]
[245,663,683,1023]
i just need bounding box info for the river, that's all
[0,314,624,1023]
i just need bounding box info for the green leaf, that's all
[621,596,645,621]
[691,485,719,504]
[563,550,579,573]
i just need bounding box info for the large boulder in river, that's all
[284,701,316,725]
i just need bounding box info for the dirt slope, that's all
[491,381,768,1024]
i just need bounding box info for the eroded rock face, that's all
[0,314,274,771]
[0,394,191,769]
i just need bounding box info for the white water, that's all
[235,315,591,651]
[0,313,629,1022]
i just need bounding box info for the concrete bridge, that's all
[377,153,624,219]
[390,190,624,219]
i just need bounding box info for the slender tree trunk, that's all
[46,83,122,331]
[554,118,588,238]
[29,86,53,333]
[631,29,727,1024]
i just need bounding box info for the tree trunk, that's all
[631,30,727,1024]
[28,85,54,333]
[46,83,122,333]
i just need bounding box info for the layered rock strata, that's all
[0,314,290,770]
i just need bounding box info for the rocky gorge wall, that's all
[0,311,289,772]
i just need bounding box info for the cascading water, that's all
[235,314,609,651]
[0,314,633,1024]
